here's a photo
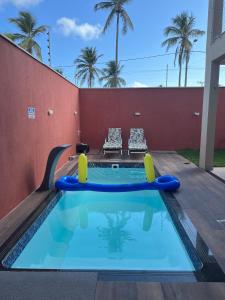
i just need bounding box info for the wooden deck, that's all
[1,151,225,299]
[152,152,225,273]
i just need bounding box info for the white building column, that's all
[199,61,219,170]
[199,0,223,170]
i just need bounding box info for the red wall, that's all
[80,88,225,150]
[1,35,225,221]
[0,36,80,219]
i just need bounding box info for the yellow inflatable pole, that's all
[78,154,88,183]
[144,153,155,183]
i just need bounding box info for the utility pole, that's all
[47,29,51,67]
[165,64,168,87]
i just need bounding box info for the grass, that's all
[177,149,225,167]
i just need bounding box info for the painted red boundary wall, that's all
[80,88,225,151]
[1,35,225,221]
[0,36,80,219]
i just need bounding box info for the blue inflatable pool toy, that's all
[55,174,180,192]
[55,153,180,193]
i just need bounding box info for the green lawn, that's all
[177,149,225,167]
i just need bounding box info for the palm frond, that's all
[119,77,126,86]
[163,26,182,37]
[32,25,47,36]
[76,64,89,70]
[8,17,29,34]
[80,73,88,86]
[161,37,179,51]
[4,33,26,41]
[8,11,36,34]
[94,1,114,11]
[121,0,132,5]
[174,45,179,66]
[103,8,116,33]
[75,69,87,78]
[18,37,33,53]
[186,14,195,28]
[32,40,42,60]
[120,9,134,34]
[74,58,86,64]
[172,11,189,29]
[189,29,205,38]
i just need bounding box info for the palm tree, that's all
[74,47,103,88]
[162,12,204,87]
[6,11,47,60]
[100,60,126,87]
[94,0,134,68]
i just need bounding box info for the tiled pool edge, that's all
[2,192,63,268]
[88,162,144,168]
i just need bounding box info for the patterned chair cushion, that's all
[128,128,148,151]
[128,143,148,150]
[103,141,122,149]
[129,128,145,144]
[108,128,122,143]
[103,128,122,149]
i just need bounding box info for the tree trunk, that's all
[88,73,91,88]
[178,63,182,87]
[178,49,184,87]
[115,13,120,67]
[184,56,188,87]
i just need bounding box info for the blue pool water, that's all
[9,167,194,270]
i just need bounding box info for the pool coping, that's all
[0,159,225,282]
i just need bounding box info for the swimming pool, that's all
[3,165,196,271]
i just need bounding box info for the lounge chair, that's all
[103,128,122,155]
[128,128,148,155]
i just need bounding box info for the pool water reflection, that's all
[9,168,194,271]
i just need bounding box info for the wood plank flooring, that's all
[1,151,225,299]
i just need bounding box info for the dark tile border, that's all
[88,162,144,168]
[2,192,63,268]
[0,190,61,270]
[160,191,225,282]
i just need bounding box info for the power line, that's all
[118,51,205,63]
[63,66,205,82]
[122,67,204,75]
[53,50,206,69]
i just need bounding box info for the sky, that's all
[1,0,223,87]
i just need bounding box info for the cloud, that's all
[132,81,148,88]
[57,17,102,40]
[0,0,42,7]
